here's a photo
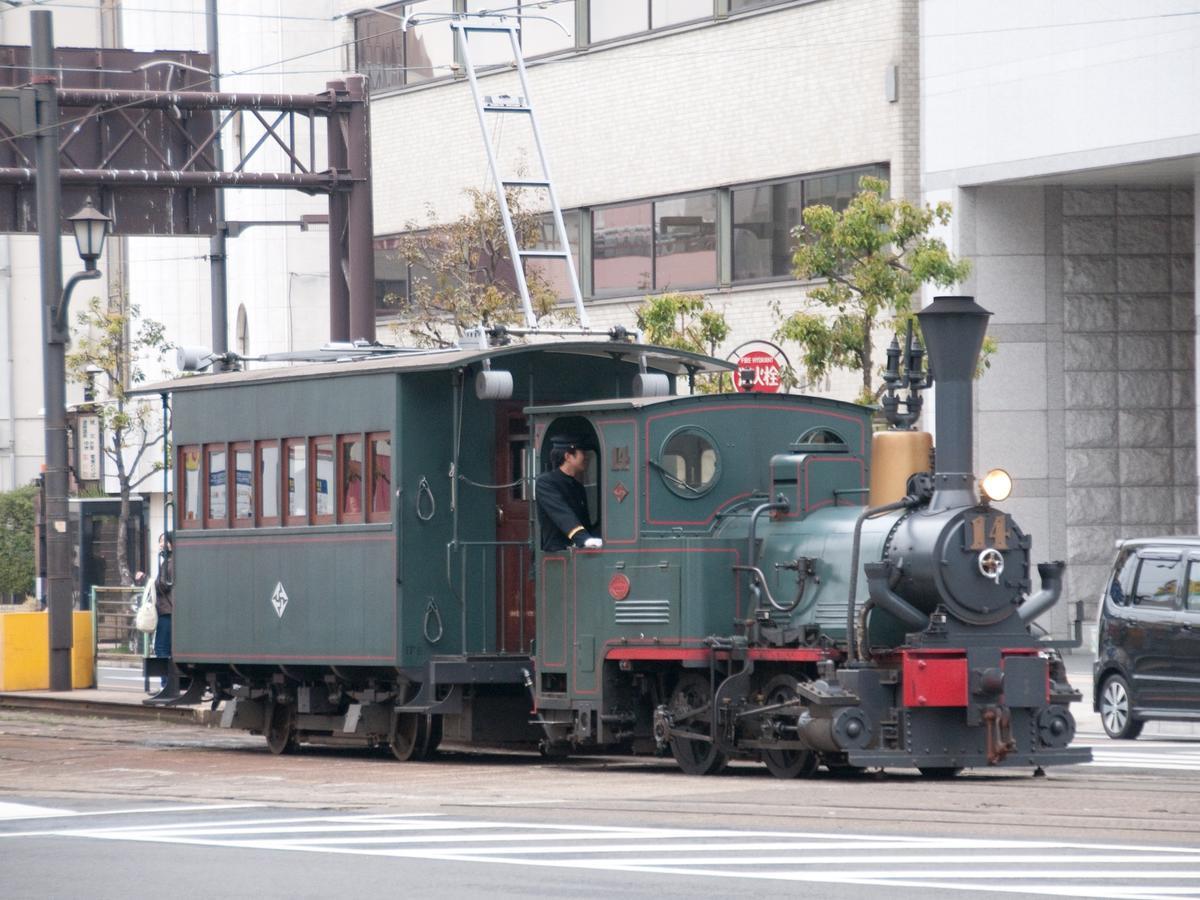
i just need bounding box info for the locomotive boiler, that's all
[147,295,1089,777]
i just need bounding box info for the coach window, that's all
[205,444,228,528]
[232,442,253,528]
[257,441,281,527]
[179,445,202,528]
[312,436,335,525]
[657,427,720,498]
[338,435,365,524]
[284,438,307,526]
[367,432,392,523]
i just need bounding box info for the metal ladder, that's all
[451,18,589,331]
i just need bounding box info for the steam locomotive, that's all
[149,295,1089,776]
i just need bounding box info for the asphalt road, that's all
[1,699,1199,899]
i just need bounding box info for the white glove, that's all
[583,537,604,549]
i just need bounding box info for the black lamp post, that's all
[41,201,111,691]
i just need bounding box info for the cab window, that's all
[1133,556,1183,609]
[658,427,720,497]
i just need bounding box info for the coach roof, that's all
[135,340,735,395]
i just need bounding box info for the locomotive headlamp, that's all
[980,468,1013,503]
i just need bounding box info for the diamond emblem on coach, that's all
[612,481,628,503]
[271,582,289,619]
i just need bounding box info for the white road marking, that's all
[18,812,1200,899]
[0,801,72,820]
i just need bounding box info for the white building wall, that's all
[922,0,1200,187]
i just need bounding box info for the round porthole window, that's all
[657,427,721,498]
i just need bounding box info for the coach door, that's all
[496,406,535,653]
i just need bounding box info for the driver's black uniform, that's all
[536,467,593,551]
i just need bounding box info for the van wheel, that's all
[1100,674,1144,740]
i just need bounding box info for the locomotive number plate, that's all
[966,512,1009,551]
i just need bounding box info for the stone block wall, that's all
[1060,186,1196,621]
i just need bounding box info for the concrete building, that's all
[349,0,920,398]
[921,0,1200,639]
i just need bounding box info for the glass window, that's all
[374,238,409,317]
[354,7,406,92]
[312,437,335,523]
[368,433,392,522]
[659,428,720,497]
[1187,562,1200,612]
[591,0,649,42]
[404,0,454,84]
[804,166,888,213]
[179,446,201,528]
[652,0,710,28]
[593,202,652,294]
[528,211,582,301]
[339,435,364,523]
[654,193,716,290]
[731,0,783,11]
[206,445,227,526]
[285,438,307,524]
[257,441,280,525]
[795,427,847,448]
[732,179,802,281]
[232,443,253,526]
[1133,557,1183,609]
[521,1,575,56]
[1109,548,1138,606]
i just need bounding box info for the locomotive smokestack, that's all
[915,296,991,509]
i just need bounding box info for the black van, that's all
[1093,537,1200,739]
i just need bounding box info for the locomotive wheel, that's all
[918,767,963,779]
[668,672,728,777]
[389,711,431,762]
[1100,674,1144,740]
[761,675,818,779]
[265,701,299,755]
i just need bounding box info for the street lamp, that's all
[53,203,111,336]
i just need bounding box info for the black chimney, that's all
[915,295,991,510]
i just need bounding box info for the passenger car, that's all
[1094,536,1200,738]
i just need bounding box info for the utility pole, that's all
[32,10,72,691]
[206,0,228,365]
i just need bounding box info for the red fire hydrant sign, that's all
[736,350,781,393]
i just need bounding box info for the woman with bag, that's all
[153,533,174,691]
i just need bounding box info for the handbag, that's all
[135,581,158,633]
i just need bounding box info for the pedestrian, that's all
[535,435,603,551]
[153,533,175,692]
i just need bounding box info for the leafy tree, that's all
[776,176,973,404]
[389,188,568,346]
[635,293,732,392]
[66,298,171,585]
[0,484,37,599]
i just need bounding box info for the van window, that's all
[1187,562,1200,613]
[1133,557,1183,609]
[1108,549,1138,606]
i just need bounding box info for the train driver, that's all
[536,435,603,551]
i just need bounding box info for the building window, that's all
[654,193,716,290]
[593,201,652,294]
[732,164,890,284]
[732,180,803,281]
[354,1,454,92]
[652,0,711,29]
[465,1,576,62]
[528,210,582,301]
[593,194,717,294]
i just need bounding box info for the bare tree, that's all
[66,297,170,585]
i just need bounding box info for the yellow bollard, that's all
[0,611,95,690]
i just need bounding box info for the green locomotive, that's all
[151,296,1089,775]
